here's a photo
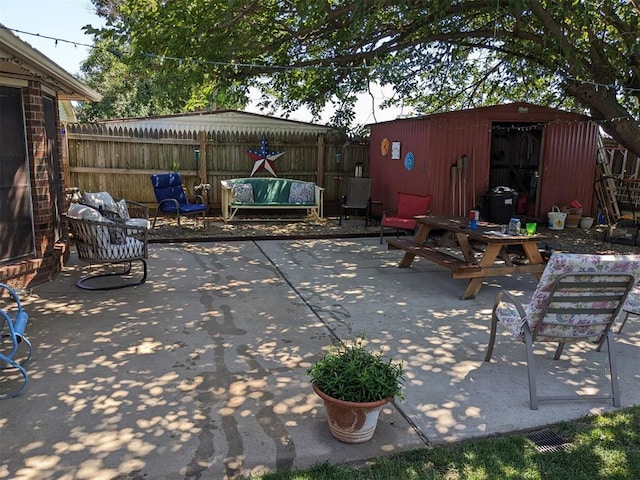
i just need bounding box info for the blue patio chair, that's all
[150,173,206,228]
[1,283,32,399]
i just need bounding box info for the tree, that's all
[88,1,640,156]
[76,37,178,121]
[77,22,249,120]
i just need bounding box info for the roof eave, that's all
[0,25,101,102]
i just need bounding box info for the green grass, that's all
[243,406,640,480]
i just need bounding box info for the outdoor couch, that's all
[220,177,324,222]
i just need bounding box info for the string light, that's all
[566,76,640,95]
[3,25,640,96]
[491,117,632,132]
[405,116,634,133]
[0,25,368,72]
[3,26,87,49]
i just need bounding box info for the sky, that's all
[0,0,410,126]
[1,0,102,74]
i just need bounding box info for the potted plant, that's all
[307,336,405,443]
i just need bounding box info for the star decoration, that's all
[245,135,284,177]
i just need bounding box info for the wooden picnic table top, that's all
[414,215,544,245]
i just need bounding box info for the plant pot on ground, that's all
[307,336,405,443]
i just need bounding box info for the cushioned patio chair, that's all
[0,283,32,399]
[66,203,149,290]
[379,192,433,244]
[81,191,149,230]
[340,177,372,226]
[485,252,640,410]
[150,173,206,227]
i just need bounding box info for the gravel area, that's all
[148,214,639,254]
[148,215,382,242]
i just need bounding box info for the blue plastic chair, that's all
[150,173,207,227]
[1,284,32,399]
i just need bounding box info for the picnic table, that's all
[387,215,546,299]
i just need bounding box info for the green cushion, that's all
[231,201,315,206]
[229,178,314,204]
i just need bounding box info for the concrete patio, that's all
[3,237,640,479]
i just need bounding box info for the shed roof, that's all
[370,102,590,126]
[97,110,336,135]
[0,25,101,102]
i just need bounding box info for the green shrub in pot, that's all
[307,336,405,403]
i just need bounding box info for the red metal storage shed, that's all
[369,102,598,223]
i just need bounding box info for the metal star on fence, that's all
[245,135,284,177]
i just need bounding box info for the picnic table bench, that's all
[386,238,482,277]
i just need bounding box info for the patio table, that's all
[387,215,546,299]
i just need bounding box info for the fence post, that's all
[197,131,209,209]
[198,131,207,184]
[317,134,325,188]
[61,124,71,188]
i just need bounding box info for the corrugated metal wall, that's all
[539,120,598,216]
[370,103,598,222]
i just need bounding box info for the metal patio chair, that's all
[614,287,640,334]
[485,252,640,410]
[150,173,206,227]
[1,283,32,399]
[340,177,372,226]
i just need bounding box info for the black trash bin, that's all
[484,187,517,224]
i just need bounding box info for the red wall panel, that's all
[370,103,597,222]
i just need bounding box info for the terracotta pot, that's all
[565,213,581,228]
[312,383,390,443]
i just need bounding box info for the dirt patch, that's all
[148,215,381,242]
[148,215,637,254]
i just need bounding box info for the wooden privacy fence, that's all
[64,124,369,215]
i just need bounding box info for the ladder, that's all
[594,136,622,224]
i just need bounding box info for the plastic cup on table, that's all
[526,223,537,235]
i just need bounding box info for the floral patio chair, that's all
[484,253,640,410]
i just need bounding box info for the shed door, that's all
[0,86,35,263]
[489,123,543,216]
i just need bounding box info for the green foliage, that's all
[76,10,249,121]
[306,336,404,403]
[86,1,640,153]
